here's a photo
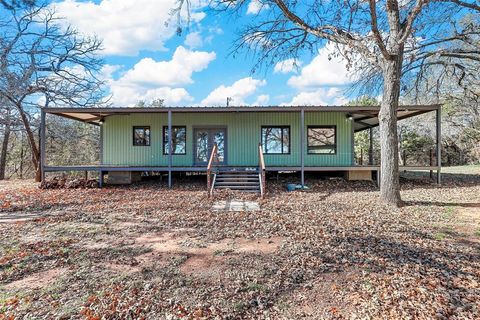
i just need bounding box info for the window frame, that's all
[162,125,187,155]
[132,126,151,146]
[307,125,337,155]
[261,126,291,155]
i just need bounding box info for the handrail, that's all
[207,143,218,198]
[258,143,266,198]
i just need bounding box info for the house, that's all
[40,105,442,196]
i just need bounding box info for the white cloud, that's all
[201,77,266,106]
[106,46,215,106]
[274,58,302,74]
[184,32,203,49]
[100,64,122,80]
[247,0,269,15]
[118,46,215,87]
[110,86,193,106]
[253,94,270,105]
[282,88,347,106]
[287,43,351,88]
[53,0,206,56]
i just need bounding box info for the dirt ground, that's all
[0,167,479,319]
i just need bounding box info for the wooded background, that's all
[0,0,479,181]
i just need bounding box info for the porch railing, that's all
[258,143,266,198]
[207,143,218,197]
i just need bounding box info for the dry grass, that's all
[0,167,479,319]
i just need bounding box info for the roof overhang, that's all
[43,105,440,130]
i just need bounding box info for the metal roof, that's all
[43,105,440,132]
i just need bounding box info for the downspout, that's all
[99,119,104,187]
[300,108,305,187]
[168,110,173,188]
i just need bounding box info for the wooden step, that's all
[215,181,259,186]
[217,173,258,176]
[216,177,259,181]
[215,185,260,190]
[212,172,261,194]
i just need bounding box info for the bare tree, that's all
[0,5,106,181]
[175,0,480,206]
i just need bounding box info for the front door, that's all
[194,128,227,165]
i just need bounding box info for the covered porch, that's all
[40,104,442,189]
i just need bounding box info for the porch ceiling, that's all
[43,105,440,129]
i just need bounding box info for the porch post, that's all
[168,110,172,188]
[99,121,104,188]
[40,109,46,183]
[351,118,355,165]
[436,106,442,184]
[369,127,373,165]
[300,108,305,187]
[100,121,104,165]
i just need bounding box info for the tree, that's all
[175,0,480,206]
[0,5,105,181]
[0,102,19,179]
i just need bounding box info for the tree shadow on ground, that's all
[404,201,480,208]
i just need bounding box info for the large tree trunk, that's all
[379,57,403,206]
[15,104,41,182]
[0,124,11,180]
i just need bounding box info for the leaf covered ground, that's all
[0,167,479,319]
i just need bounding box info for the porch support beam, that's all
[351,117,355,165]
[100,122,103,165]
[40,109,46,183]
[168,110,172,188]
[436,106,442,184]
[99,123,104,188]
[369,127,373,165]
[300,109,305,187]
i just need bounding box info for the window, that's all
[163,126,186,155]
[133,126,150,146]
[261,126,290,154]
[307,126,336,154]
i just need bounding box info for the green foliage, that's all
[434,232,447,241]
[46,117,100,167]
[346,96,379,106]
[399,129,435,166]
[349,96,380,164]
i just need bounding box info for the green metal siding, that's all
[102,111,353,167]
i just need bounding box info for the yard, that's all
[0,167,479,319]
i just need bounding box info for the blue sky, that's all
[52,0,353,107]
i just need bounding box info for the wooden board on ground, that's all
[346,170,373,181]
[106,171,142,184]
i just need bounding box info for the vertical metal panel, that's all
[103,111,353,167]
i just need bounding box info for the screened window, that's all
[163,126,186,155]
[261,126,290,154]
[133,126,150,146]
[307,126,336,154]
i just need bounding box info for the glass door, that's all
[194,128,227,165]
